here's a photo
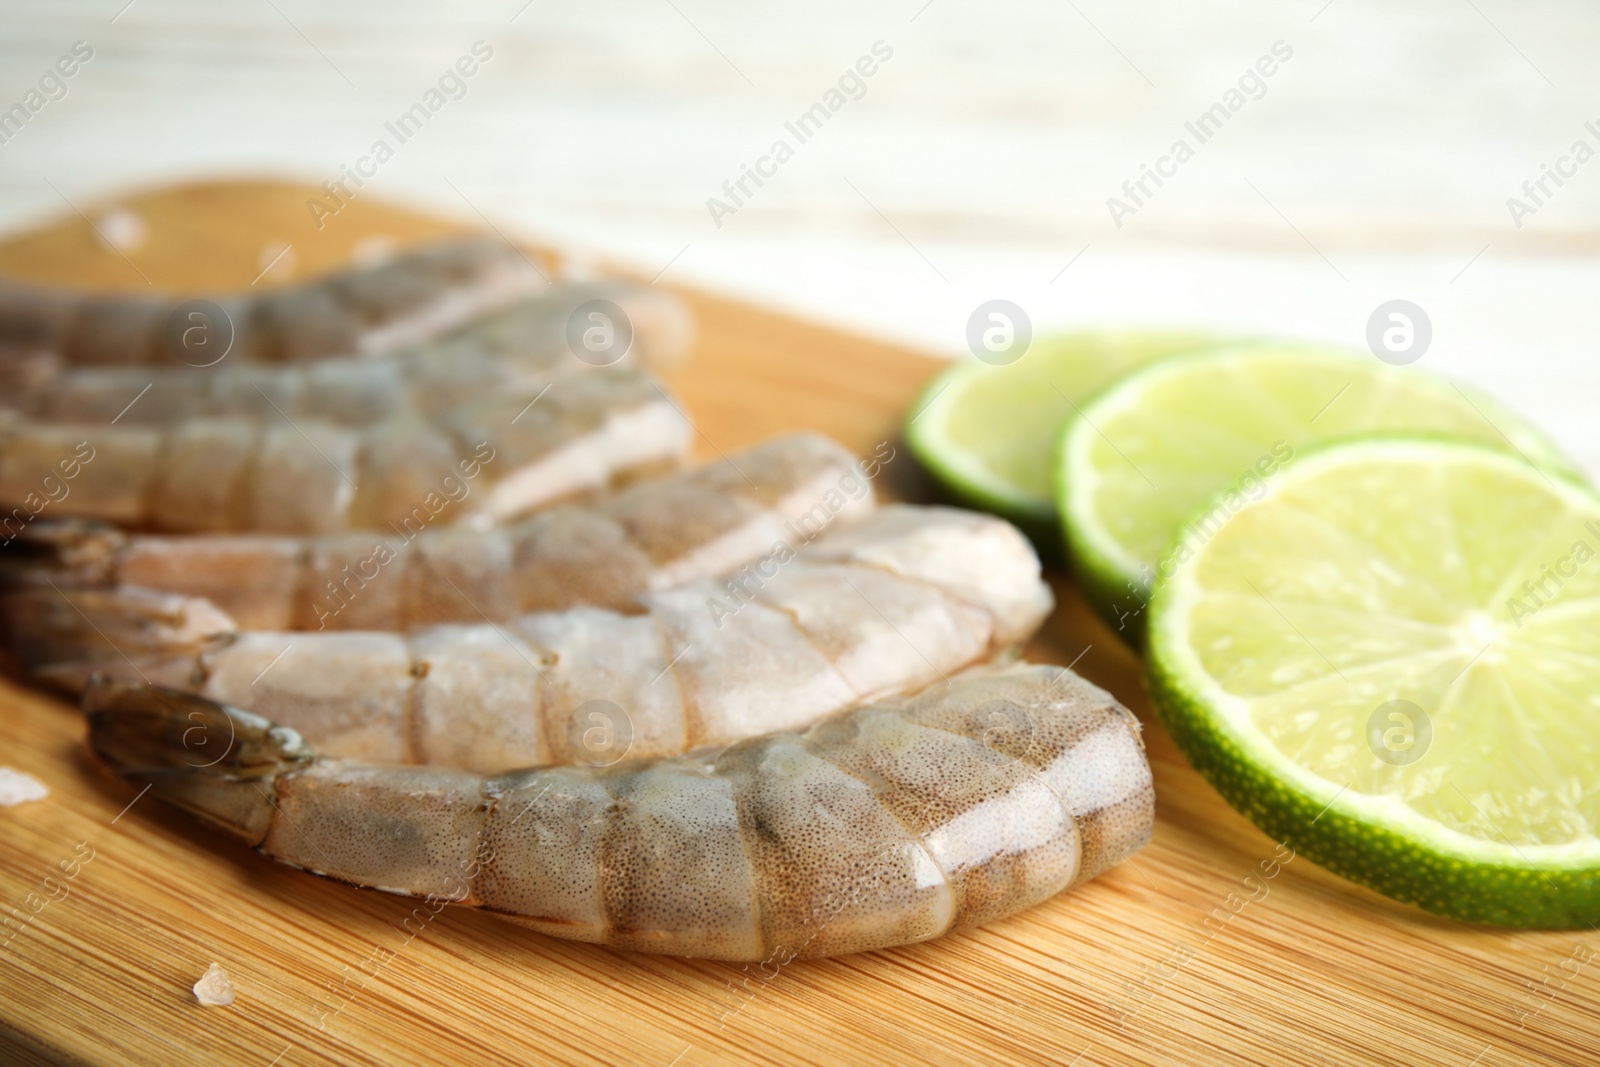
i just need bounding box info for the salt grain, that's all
[94,208,147,253]
[192,963,235,1007]
[0,767,47,806]
[352,234,398,267]
[257,241,297,281]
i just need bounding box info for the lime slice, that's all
[1058,344,1583,636]
[905,331,1221,544]
[1148,438,1600,926]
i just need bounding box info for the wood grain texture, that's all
[0,181,1595,1067]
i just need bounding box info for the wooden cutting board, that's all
[0,181,1593,1067]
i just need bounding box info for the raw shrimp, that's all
[0,235,546,368]
[0,281,691,425]
[4,433,879,630]
[0,368,690,535]
[28,505,1054,773]
[84,662,1154,960]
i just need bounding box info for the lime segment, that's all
[1148,439,1600,925]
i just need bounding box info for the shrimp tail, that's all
[0,583,232,689]
[84,681,312,844]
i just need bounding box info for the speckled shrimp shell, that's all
[0,281,692,425]
[0,368,690,535]
[5,433,876,630]
[85,662,1154,961]
[0,235,546,367]
[30,505,1053,773]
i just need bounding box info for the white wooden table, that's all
[2,0,1598,468]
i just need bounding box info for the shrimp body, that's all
[1,282,690,426]
[0,369,690,534]
[0,236,545,367]
[85,663,1154,960]
[34,506,1053,773]
[7,433,874,630]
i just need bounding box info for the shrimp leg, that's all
[0,235,546,368]
[23,505,1053,772]
[4,433,875,630]
[84,662,1154,960]
[0,368,690,534]
[1,281,691,425]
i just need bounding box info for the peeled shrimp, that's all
[84,662,1154,960]
[0,281,691,425]
[0,368,690,535]
[29,505,1053,773]
[0,235,545,368]
[4,433,880,631]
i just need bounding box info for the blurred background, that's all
[3,0,1598,469]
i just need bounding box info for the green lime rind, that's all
[1146,437,1600,927]
[1058,344,1587,643]
[1059,483,1153,642]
